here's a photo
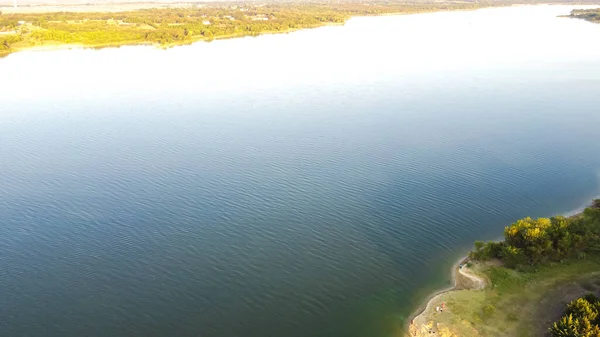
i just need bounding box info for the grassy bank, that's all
[408,257,600,336]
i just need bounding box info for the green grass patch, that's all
[422,257,600,337]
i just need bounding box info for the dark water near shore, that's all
[1,5,600,337]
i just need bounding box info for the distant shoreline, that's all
[2,3,599,57]
[0,3,487,57]
[0,21,346,57]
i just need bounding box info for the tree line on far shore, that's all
[569,8,600,24]
[0,2,484,55]
[2,1,600,55]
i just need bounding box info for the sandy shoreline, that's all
[406,256,487,336]
[405,256,481,336]
[406,256,466,320]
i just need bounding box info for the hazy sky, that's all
[2,0,261,6]
[1,0,234,8]
[3,0,599,8]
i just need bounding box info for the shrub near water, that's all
[470,200,600,268]
[468,200,600,335]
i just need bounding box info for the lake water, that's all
[1,5,600,337]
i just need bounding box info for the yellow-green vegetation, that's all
[471,200,600,268]
[550,293,600,336]
[0,2,487,56]
[568,8,600,24]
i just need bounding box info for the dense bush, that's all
[550,294,600,336]
[0,35,23,51]
[470,200,600,268]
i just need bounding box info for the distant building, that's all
[17,21,26,25]
[202,20,211,25]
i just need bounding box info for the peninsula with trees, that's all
[568,8,600,23]
[408,200,600,337]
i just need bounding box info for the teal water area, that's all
[1,5,600,337]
